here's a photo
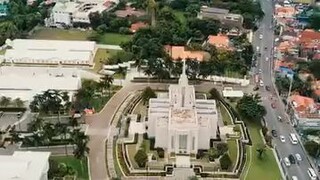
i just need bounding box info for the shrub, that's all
[149,138,155,150]
[134,149,148,167]
[220,153,232,170]
[152,154,156,160]
[265,135,272,147]
[156,147,165,158]
[208,148,220,161]
[262,126,268,136]
[233,125,240,132]
[196,149,206,159]
[143,133,148,140]
[216,143,228,155]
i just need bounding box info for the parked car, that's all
[271,130,277,137]
[295,154,302,161]
[265,85,270,91]
[289,154,296,164]
[280,135,285,143]
[259,34,263,39]
[284,157,291,166]
[278,116,282,122]
[291,176,298,180]
[253,86,259,91]
[271,103,276,108]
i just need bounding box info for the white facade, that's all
[147,61,218,154]
[5,39,96,66]
[50,0,116,26]
[0,151,51,180]
[0,66,81,101]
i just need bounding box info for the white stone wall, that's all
[52,11,72,26]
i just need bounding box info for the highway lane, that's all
[254,0,314,179]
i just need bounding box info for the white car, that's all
[259,34,263,39]
[259,69,262,73]
[291,176,298,180]
[259,80,264,87]
[280,135,286,143]
[256,46,260,52]
[266,57,269,61]
[284,157,291,166]
[295,153,302,161]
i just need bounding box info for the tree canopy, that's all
[236,94,266,121]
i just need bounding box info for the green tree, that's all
[304,140,320,158]
[309,13,320,30]
[141,87,156,105]
[236,94,266,121]
[72,129,90,172]
[134,149,148,167]
[209,88,222,101]
[220,153,232,170]
[256,143,266,159]
[13,98,24,108]
[99,74,114,97]
[0,96,11,107]
[208,147,220,161]
[216,142,229,155]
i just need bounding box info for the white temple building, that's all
[147,61,219,154]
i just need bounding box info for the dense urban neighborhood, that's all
[0,0,320,179]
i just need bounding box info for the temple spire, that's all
[179,59,188,86]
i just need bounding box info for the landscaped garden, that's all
[49,156,89,180]
[93,49,121,72]
[30,28,131,45]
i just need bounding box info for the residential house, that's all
[197,6,244,29]
[206,33,233,50]
[164,45,208,62]
[115,6,146,18]
[275,5,296,19]
[130,22,148,33]
[289,94,320,128]
[298,29,320,58]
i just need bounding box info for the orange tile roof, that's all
[274,60,294,70]
[290,95,315,112]
[165,45,206,61]
[299,29,320,44]
[130,22,148,33]
[275,6,296,17]
[207,34,230,49]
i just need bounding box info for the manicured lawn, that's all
[174,11,187,25]
[50,156,89,180]
[242,121,281,180]
[98,33,132,45]
[30,28,131,45]
[227,140,238,168]
[220,103,233,125]
[93,48,120,72]
[30,28,90,40]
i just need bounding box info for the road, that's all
[255,0,314,179]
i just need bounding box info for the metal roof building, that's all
[4,39,96,66]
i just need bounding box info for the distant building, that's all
[4,39,96,66]
[130,22,148,33]
[206,33,233,50]
[114,6,146,18]
[0,151,51,180]
[48,0,116,27]
[164,45,208,62]
[147,61,219,154]
[197,6,243,29]
[0,66,81,101]
[298,29,320,58]
[289,95,320,128]
[0,3,8,16]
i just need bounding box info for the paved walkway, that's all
[96,44,122,50]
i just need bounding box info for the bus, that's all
[289,133,298,145]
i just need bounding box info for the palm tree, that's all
[55,123,69,155]
[147,0,157,27]
[116,66,127,79]
[72,129,90,172]
[99,75,114,97]
[0,96,11,107]
[43,123,55,146]
[13,98,24,108]
[28,117,44,133]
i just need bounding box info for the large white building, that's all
[49,0,116,26]
[4,39,96,66]
[0,151,51,180]
[0,66,81,101]
[147,61,219,154]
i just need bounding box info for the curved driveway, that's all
[85,82,250,180]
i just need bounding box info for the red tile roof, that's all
[130,22,148,33]
[207,33,232,50]
[165,45,206,61]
